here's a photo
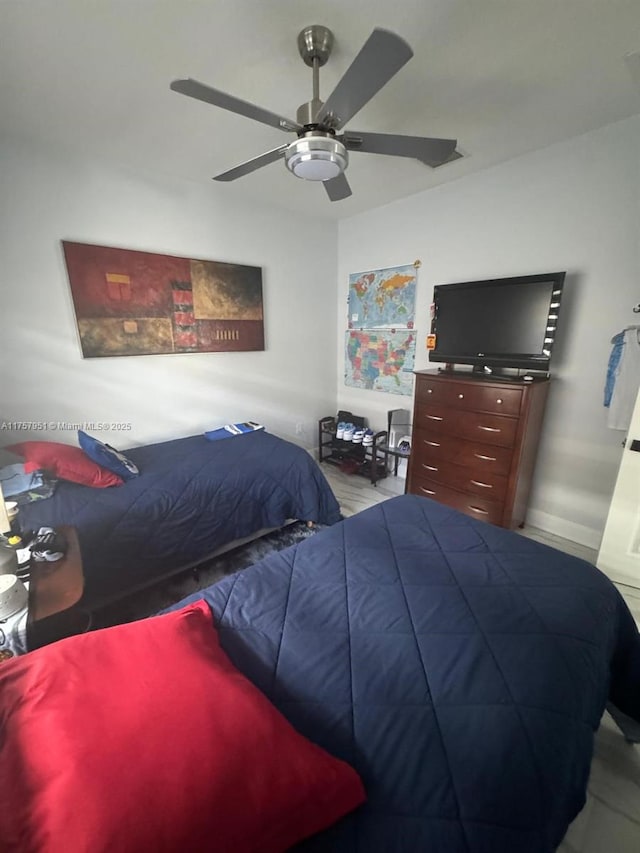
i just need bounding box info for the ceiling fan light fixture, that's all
[285,135,348,181]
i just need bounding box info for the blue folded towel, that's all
[204,422,265,442]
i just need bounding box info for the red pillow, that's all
[7,441,123,487]
[0,600,365,852]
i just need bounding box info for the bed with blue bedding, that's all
[17,430,341,611]
[167,493,640,852]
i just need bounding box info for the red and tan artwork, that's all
[62,241,264,357]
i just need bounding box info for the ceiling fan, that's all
[170,25,459,202]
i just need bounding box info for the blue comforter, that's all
[167,494,640,852]
[18,431,341,610]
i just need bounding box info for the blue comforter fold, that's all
[167,494,640,852]
[17,431,341,609]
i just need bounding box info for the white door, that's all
[597,387,640,588]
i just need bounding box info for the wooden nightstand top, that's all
[26,526,85,649]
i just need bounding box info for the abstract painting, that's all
[62,241,264,357]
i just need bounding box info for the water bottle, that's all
[0,542,19,575]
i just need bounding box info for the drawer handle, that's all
[458,393,464,399]
[427,389,433,394]
[496,398,503,404]
[420,487,436,496]
[422,464,438,471]
[478,425,500,432]
[468,505,489,515]
[427,415,444,421]
[470,479,492,489]
[424,440,441,447]
[474,453,497,461]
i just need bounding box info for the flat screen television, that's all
[428,272,566,374]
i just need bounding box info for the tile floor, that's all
[321,463,640,853]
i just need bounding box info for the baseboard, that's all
[595,563,640,592]
[524,508,602,552]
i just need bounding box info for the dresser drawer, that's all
[412,457,508,502]
[415,377,451,406]
[416,377,523,416]
[443,383,523,417]
[413,428,513,476]
[410,474,504,526]
[413,408,518,448]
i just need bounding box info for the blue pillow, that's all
[77,431,139,481]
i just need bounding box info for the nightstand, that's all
[26,525,90,650]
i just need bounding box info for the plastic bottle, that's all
[0,542,19,575]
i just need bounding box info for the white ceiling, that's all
[2,0,640,220]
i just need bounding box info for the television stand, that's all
[436,365,548,384]
[471,365,510,377]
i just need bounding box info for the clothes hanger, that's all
[610,309,640,343]
[608,305,640,343]
[621,323,640,345]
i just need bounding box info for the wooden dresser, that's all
[406,370,550,528]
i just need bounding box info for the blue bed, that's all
[167,494,640,852]
[17,431,341,610]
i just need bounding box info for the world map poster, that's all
[348,263,416,329]
[345,330,416,396]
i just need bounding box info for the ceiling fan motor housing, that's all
[297,25,334,67]
[285,133,348,181]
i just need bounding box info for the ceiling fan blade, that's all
[213,144,289,182]
[323,173,352,201]
[315,29,413,130]
[418,148,464,168]
[170,78,301,133]
[341,131,457,165]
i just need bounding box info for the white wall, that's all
[2,117,638,548]
[337,115,640,548]
[0,138,338,454]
